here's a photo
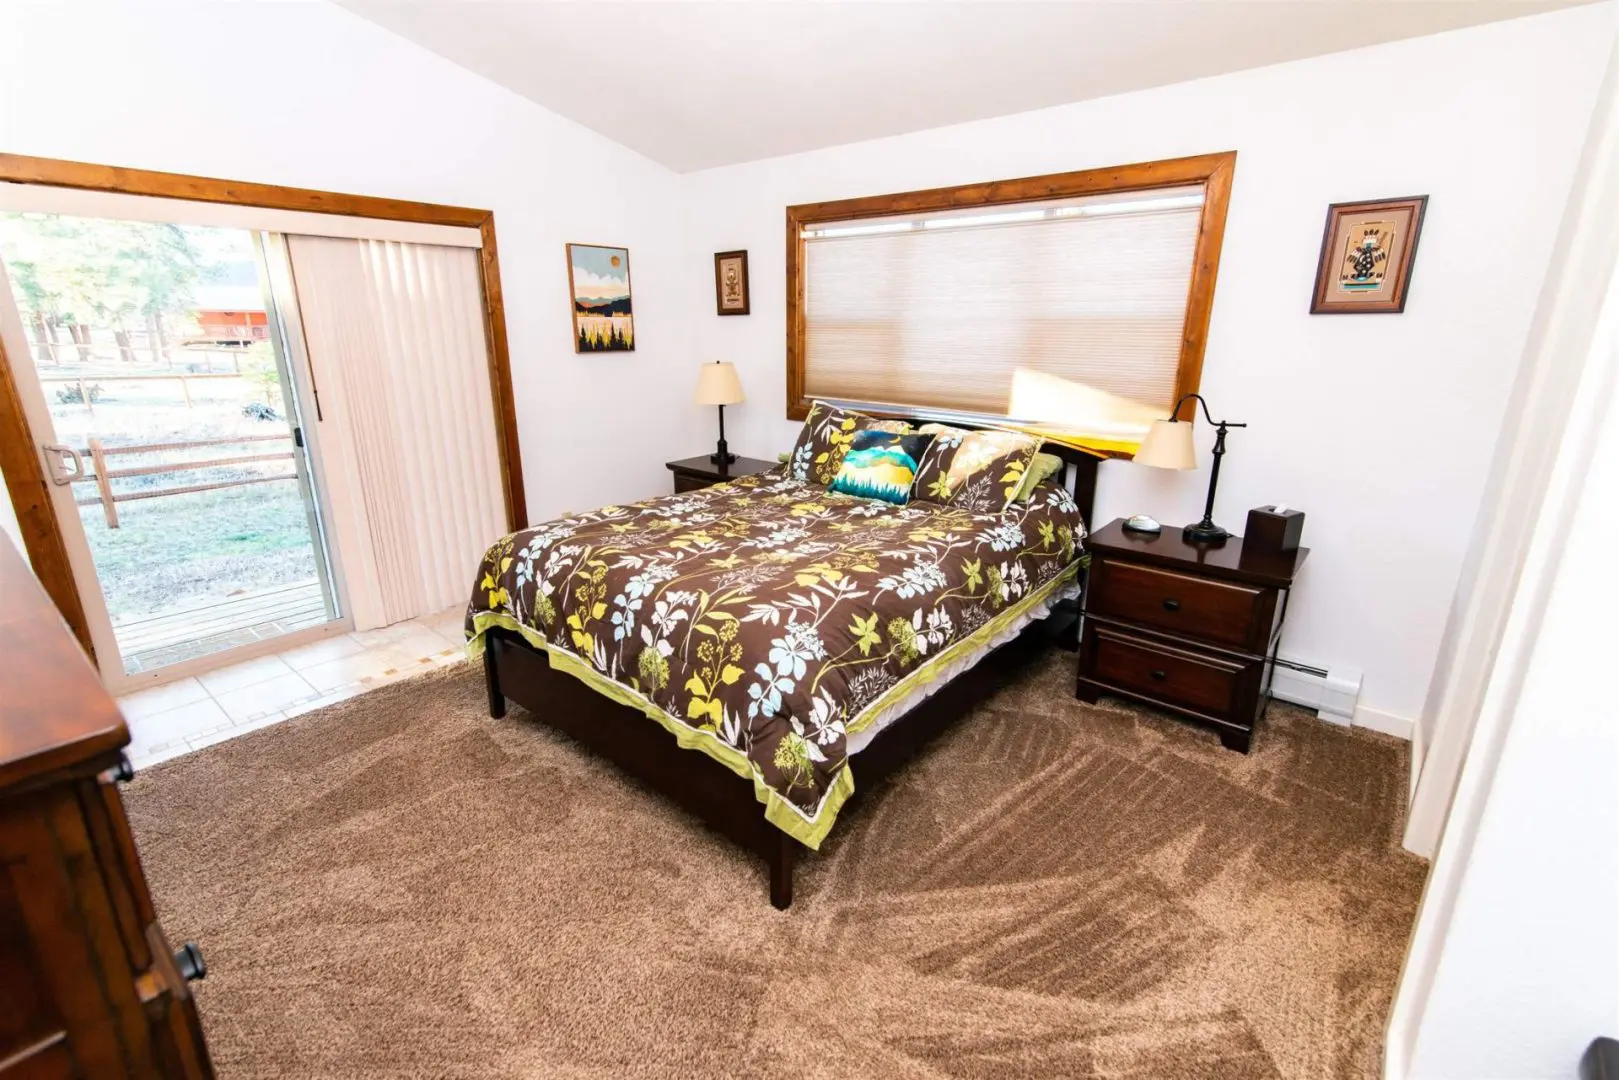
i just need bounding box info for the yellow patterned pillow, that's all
[912,424,1044,513]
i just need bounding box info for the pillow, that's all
[1011,452,1065,503]
[911,424,1044,513]
[786,401,914,486]
[829,430,935,506]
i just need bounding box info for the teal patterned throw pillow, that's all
[828,430,935,506]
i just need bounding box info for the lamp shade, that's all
[1133,419,1196,470]
[694,361,744,406]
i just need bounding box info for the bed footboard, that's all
[479,606,1071,909]
[481,629,800,908]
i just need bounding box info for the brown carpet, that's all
[125,649,1426,1080]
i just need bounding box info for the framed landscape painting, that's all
[567,243,634,351]
[1309,195,1428,314]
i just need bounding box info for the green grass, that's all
[31,366,325,620]
[82,480,320,619]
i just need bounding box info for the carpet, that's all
[125,648,1427,1079]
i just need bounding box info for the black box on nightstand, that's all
[1245,506,1305,553]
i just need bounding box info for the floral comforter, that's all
[465,469,1087,848]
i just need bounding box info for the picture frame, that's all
[1309,196,1428,314]
[566,242,635,351]
[714,249,750,316]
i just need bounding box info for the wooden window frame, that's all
[785,151,1237,428]
[0,153,527,663]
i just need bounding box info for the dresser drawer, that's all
[1083,622,1259,719]
[1090,558,1272,651]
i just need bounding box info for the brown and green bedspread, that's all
[466,468,1087,847]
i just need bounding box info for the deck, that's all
[115,578,331,673]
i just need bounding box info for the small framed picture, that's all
[567,242,634,352]
[1309,196,1428,314]
[714,250,750,316]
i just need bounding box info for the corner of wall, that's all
[1408,713,1425,806]
[1352,704,1416,742]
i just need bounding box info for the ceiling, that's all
[341,0,1590,173]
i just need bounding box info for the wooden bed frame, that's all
[482,441,1102,908]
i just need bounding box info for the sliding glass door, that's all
[0,212,343,688]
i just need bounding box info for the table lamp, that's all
[694,361,744,464]
[1133,393,1247,543]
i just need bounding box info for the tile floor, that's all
[117,606,470,769]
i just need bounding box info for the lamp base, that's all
[1182,521,1230,545]
[710,437,737,466]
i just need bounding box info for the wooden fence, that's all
[39,371,255,412]
[70,433,296,528]
[29,339,256,371]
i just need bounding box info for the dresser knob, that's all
[174,942,206,982]
[1161,599,1181,612]
[1150,669,1167,681]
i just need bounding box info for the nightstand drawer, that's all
[672,472,713,494]
[1090,559,1269,650]
[1084,623,1256,718]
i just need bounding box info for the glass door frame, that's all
[0,226,353,695]
[0,153,524,688]
[253,231,349,631]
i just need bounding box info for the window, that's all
[786,153,1236,441]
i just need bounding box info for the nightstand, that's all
[1076,518,1309,752]
[665,454,776,494]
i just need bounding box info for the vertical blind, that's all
[287,236,505,629]
[802,186,1205,418]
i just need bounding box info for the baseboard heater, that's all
[1269,654,1363,727]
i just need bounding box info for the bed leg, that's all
[1057,611,1081,652]
[768,833,795,910]
[484,639,507,719]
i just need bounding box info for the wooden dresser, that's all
[0,536,215,1079]
[1076,518,1308,752]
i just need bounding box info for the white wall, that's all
[0,1,704,525]
[1398,280,1619,1079]
[679,5,1613,726]
[1388,36,1619,1070]
[1404,27,1619,857]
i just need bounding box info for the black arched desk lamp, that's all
[1132,393,1247,544]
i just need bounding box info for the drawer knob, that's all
[1150,669,1168,681]
[1161,599,1181,612]
[174,942,207,982]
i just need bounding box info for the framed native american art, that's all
[714,249,750,316]
[1310,196,1428,314]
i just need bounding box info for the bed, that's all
[466,431,1100,907]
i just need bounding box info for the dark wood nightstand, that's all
[1076,518,1309,752]
[665,454,776,494]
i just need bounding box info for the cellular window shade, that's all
[802,187,1204,417]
